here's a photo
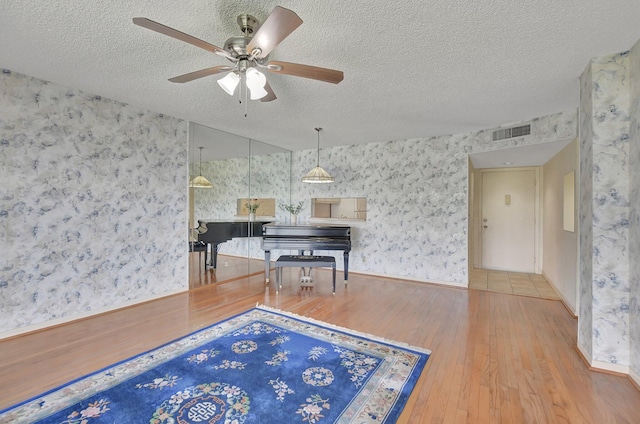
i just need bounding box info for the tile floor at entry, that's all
[469,268,560,300]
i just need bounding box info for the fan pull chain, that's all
[244,74,249,118]
[237,75,243,105]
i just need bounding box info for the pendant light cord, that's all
[315,127,322,166]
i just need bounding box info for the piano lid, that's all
[199,218,275,223]
[262,223,350,228]
[262,223,350,237]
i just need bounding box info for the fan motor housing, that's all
[237,14,259,35]
[223,36,251,58]
[223,14,266,60]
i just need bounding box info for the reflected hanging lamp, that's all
[190,146,213,188]
[302,127,334,183]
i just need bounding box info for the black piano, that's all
[261,224,351,283]
[197,220,266,269]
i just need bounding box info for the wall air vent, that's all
[492,124,531,141]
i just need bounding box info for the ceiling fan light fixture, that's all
[134,7,343,102]
[249,86,269,100]
[246,67,268,99]
[302,127,334,183]
[217,72,240,95]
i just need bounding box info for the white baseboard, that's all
[347,269,466,288]
[630,368,640,388]
[577,343,630,375]
[590,359,630,375]
[541,271,577,317]
[576,342,591,366]
[261,257,466,288]
[0,288,186,341]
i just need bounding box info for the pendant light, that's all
[190,146,213,188]
[302,127,334,183]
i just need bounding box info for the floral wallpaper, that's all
[3,37,638,381]
[628,39,640,381]
[190,111,577,288]
[579,60,595,362]
[290,111,577,285]
[0,70,188,335]
[579,49,633,369]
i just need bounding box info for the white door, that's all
[481,169,536,272]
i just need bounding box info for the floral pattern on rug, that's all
[0,307,430,424]
[149,382,250,424]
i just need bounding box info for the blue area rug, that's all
[0,306,430,423]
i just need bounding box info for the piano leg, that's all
[203,243,220,271]
[211,243,219,269]
[343,252,349,284]
[264,251,271,283]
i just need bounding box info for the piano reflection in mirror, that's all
[261,224,351,283]
[196,220,266,270]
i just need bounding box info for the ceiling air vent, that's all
[492,124,531,141]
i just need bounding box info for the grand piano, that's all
[197,220,266,269]
[261,224,351,283]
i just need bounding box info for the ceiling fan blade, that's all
[133,17,232,59]
[266,61,344,84]
[168,66,233,83]
[247,6,302,59]
[260,81,277,102]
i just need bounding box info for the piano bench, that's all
[189,241,207,252]
[274,255,336,294]
[189,241,207,266]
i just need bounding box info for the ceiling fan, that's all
[133,6,344,102]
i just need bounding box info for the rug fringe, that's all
[254,304,432,355]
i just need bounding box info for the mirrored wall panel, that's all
[248,138,291,260]
[311,197,367,221]
[188,122,291,281]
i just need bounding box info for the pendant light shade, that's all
[302,128,334,183]
[246,68,268,100]
[190,146,213,188]
[217,72,240,96]
[189,175,213,188]
[217,67,268,100]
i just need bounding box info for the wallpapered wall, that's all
[3,39,637,377]
[0,70,189,335]
[579,41,638,371]
[289,112,577,285]
[628,39,640,381]
[193,111,577,285]
[578,62,595,363]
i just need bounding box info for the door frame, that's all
[477,167,542,274]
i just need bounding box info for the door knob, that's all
[483,225,488,229]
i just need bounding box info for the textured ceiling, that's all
[1,0,639,160]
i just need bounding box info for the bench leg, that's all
[264,251,271,283]
[332,265,336,294]
[275,260,337,295]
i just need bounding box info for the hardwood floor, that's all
[1,253,639,423]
